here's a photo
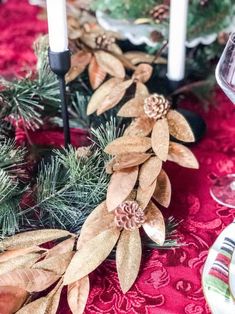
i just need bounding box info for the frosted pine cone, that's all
[76,146,91,158]
[95,34,115,50]
[114,201,145,230]
[144,94,170,120]
[150,4,169,24]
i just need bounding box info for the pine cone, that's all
[144,94,170,120]
[150,4,169,24]
[95,34,115,51]
[114,201,145,230]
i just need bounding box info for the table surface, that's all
[2,1,235,313]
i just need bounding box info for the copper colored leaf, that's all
[46,237,75,259]
[153,170,171,208]
[33,251,74,275]
[112,153,151,171]
[106,166,139,212]
[0,268,59,292]
[0,286,28,313]
[139,156,162,189]
[135,82,149,99]
[97,79,133,116]
[132,63,153,83]
[64,228,120,285]
[65,51,92,83]
[95,51,125,78]
[143,202,165,245]
[116,229,142,293]
[117,98,145,118]
[67,276,90,314]
[136,179,157,210]
[124,116,155,137]
[88,56,107,90]
[168,142,199,169]
[0,229,72,251]
[77,201,115,250]
[0,246,40,263]
[167,110,195,143]
[104,136,152,156]
[0,253,41,276]
[124,51,166,65]
[151,119,169,161]
[87,78,122,115]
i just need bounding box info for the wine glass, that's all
[210,32,235,208]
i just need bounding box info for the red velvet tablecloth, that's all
[2,1,235,313]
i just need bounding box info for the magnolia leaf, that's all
[117,98,145,118]
[153,169,171,208]
[109,43,123,55]
[124,51,167,65]
[167,110,195,142]
[80,33,98,49]
[107,166,139,212]
[46,280,63,314]
[151,118,169,161]
[116,229,142,293]
[68,28,83,40]
[104,136,152,156]
[0,252,41,276]
[132,63,153,83]
[16,296,50,314]
[0,229,72,251]
[0,268,60,292]
[97,79,133,115]
[46,237,75,259]
[112,153,151,172]
[0,286,28,313]
[87,78,122,115]
[64,228,120,285]
[95,51,125,78]
[168,142,199,169]
[124,116,155,137]
[0,246,41,263]
[135,82,149,99]
[136,179,157,210]
[33,251,74,275]
[77,201,115,250]
[143,202,165,245]
[67,276,90,314]
[65,51,92,84]
[139,156,162,189]
[88,56,107,90]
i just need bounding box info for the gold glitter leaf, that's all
[95,51,125,78]
[0,286,28,314]
[151,118,169,161]
[143,202,165,245]
[153,169,171,208]
[0,246,41,263]
[46,237,75,259]
[117,98,145,118]
[135,82,149,99]
[0,229,72,251]
[112,153,151,171]
[97,79,133,115]
[139,156,162,189]
[65,51,92,84]
[168,142,199,169]
[116,228,142,293]
[0,268,60,292]
[64,228,120,285]
[124,51,167,65]
[106,166,139,212]
[136,179,157,210]
[45,281,63,314]
[167,110,195,142]
[88,56,107,90]
[132,63,153,83]
[104,136,152,155]
[77,201,115,250]
[87,78,123,115]
[67,276,90,314]
[124,116,155,137]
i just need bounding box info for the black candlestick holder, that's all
[48,49,71,148]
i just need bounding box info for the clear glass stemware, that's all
[210,32,235,208]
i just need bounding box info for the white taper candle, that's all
[46,0,68,52]
[167,0,189,81]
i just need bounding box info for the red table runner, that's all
[2,1,235,313]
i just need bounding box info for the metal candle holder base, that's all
[48,49,71,148]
